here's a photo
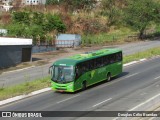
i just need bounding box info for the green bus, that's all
[49,48,123,92]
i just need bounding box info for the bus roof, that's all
[53,48,122,66]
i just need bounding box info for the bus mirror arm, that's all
[48,69,50,74]
[49,66,53,74]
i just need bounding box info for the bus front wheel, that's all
[82,81,87,90]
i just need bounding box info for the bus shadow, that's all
[55,72,129,94]
[83,72,129,92]
[112,72,129,79]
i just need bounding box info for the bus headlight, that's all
[68,84,73,88]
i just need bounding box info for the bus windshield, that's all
[52,66,74,83]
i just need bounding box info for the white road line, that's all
[124,73,139,79]
[92,98,112,107]
[56,95,80,104]
[113,93,160,120]
[129,93,160,111]
[154,76,160,80]
[2,66,35,74]
[139,58,147,61]
[123,61,138,67]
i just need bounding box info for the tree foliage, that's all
[124,0,160,39]
[5,0,160,42]
[44,14,66,32]
[101,0,126,26]
[7,11,66,41]
[12,11,30,24]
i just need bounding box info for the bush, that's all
[7,11,66,42]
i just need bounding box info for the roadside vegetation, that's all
[0,77,50,100]
[123,47,160,63]
[0,47,160,100]
[0,0,160,45]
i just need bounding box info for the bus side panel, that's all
[113,61,123,77]
[74,71,90,91]
[109,63,117,77]
[74,62,123,91]
[88,66,108,86]
[108,62,122,77]
[116,61,123,76]
[74,77,83,91]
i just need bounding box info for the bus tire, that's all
[82,81,87,90]
[107,73,111,82]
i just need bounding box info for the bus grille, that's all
[56,88,67,90]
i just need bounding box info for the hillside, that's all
[0,0,160,46]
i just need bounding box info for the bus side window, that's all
[84,61,89,72]
[108,54,112,64]
[75,67,79,78]
[76,62,87,77]
[94,59,97,68]
[76,64,81,77]
[110,54,117,63]
[89,59,94,70]
[116,52,122,62]
[82,63,86,74]
[119,52,122,61]
[96,57,103,68]
[103,56,108,65]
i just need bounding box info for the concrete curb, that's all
[0,88,51,106]
[123,58,147,67]
[0,57,153,106]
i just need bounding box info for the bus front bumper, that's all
[51,81,74,92]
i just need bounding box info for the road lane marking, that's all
[113,93,160,120]
[56,95,80,104]
[123,61,138,67]
[92,98,112,107]
[124,73,139,79]
[129,93,160,111]
[154,76,160,80]
[140,58,147,61]
[2,66,35,75]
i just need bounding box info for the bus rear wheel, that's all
[107,73,111,82]
[82,81,87,90]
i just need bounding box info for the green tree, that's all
[12,11,30,24]
[7,11,66,41]
[7,23,26,37]
[44,14,66,32]
[124,0,160,39]
[31,12,45,25]
[101,0,126,26]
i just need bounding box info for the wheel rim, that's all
[82,82,86,90]
[107,74,111,81]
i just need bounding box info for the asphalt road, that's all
[0,57,160,120]
[0,40,160,87]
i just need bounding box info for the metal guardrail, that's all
[55,40,75,48]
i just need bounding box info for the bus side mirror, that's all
[48,66,51,74]
[49,66,53,75]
